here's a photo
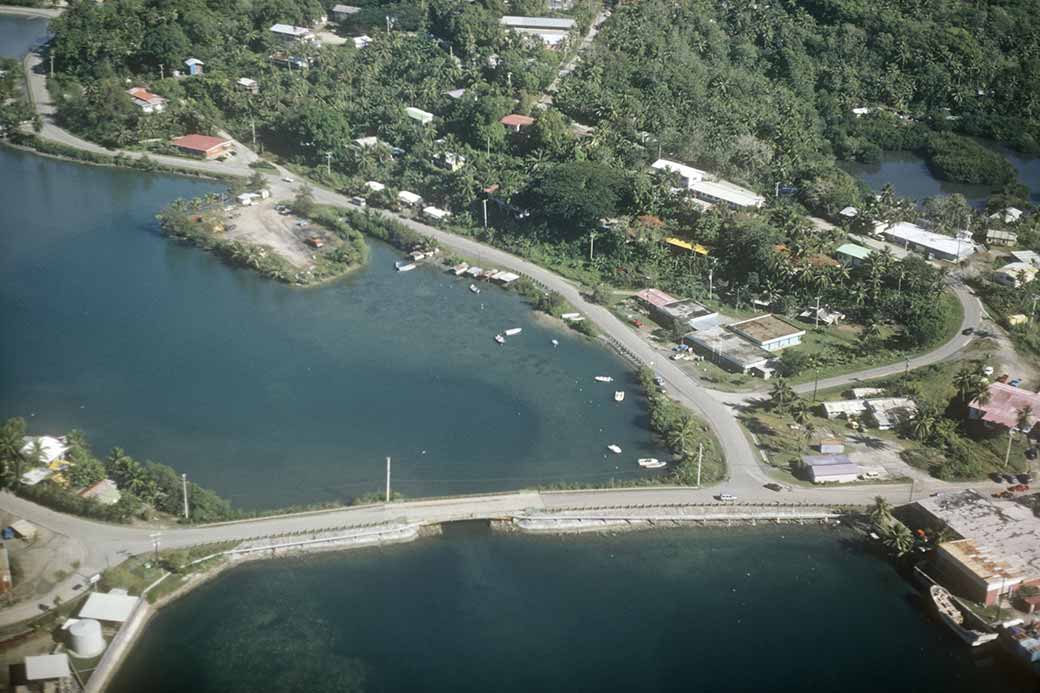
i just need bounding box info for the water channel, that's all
[106,526,1034,693]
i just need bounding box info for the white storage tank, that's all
[69,618,105,658]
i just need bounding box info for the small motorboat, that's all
[614,391,625,402]
[594,376,613,383]
[395,261,416,272]
[494,334,505,345]
[469,284,481,294]
[505,328,522,336]
[639,458,666,469]
[551,339,559,347]
[607,444,622,454]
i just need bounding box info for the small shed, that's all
[365,181,385,192]
[79,591,140,623]
[353,35,372,49]
[184,58,204,76]
[331,4,361,21]
[404,107,434,125]
[422,206,450,221]
[986,229,1018,246]
[236,77,259,93]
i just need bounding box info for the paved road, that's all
[0,5,61,18]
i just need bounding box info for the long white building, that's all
[651,159,765,209]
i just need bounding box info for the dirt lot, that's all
[0,511,86,609]
[223,198,324,269]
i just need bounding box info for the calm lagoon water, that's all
[0,14,47,59]
[842,148,1040,208]
[0,146,668,507]
[107,527,1034,693]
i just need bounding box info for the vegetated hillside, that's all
[557,0,1039,191]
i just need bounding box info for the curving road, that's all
[0,25,992,627]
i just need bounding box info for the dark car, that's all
[764,482,784,492]
[1018,473,1034,484]
[962,327,975,336]
[991,472,1006,483]
[1027,448,1038,460]
[1003,473,1018,484]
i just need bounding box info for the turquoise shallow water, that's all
[0,145,668,508]
[106,527,1035,693]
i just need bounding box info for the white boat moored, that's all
[551,339,559,347]
[638,458,666,469]
[395,261,416,272]
[505,328,522,336]
[469,284,481,294]
[607,444,622,454]
[494,334,505,344]
[594,376,613,383]
[614,391,625,402]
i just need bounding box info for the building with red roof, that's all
[969,381,1040,434]
[126,87,166,113]
[500,114,535,132]
[171,134,233,159]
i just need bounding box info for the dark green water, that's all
[0,145,668,507]
[107,527,1034,693]
[0,14,47,59]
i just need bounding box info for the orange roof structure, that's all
[970,382,1040,431]
[171,134,231,154]
[500,114,535,128]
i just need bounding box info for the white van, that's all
[718,493,737,502]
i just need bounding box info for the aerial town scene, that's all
[1,0,1040,690]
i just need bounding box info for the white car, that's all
[282,177,294,183]
[983,366,994,377]
[717,493,737,502]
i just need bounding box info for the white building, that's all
[21,435,68,465]
[236,77,259,93]
[650,158,764,209]
[404,106,434,125]
[270,24,316,42]
[398,190,423,207]
[803,454,862,483]
[353,35,372,49]
[499,16,576,47]
[727,315,805,351]
[989,207,1023,224]
[877,221,976,262]
[331,4,361,21]
[422,206,450,221]
[79,590,140,623]
[24,654,72,686]
[364,181,385,192]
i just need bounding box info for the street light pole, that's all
[385,456,391,503]
[589,232,596,262]
[326,151,332,176]
[814,295,820,329]
[181,473,189,520]
[696,443,703,487]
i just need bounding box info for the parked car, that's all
[991,472,1006,483]
[983,366,995,376]
[717,493,737,502]
[1027,448,1038,460]
[1017,473,1033,484]
[764,483,784,492]
[350,196,367,207]
[1003,473,1018,484]
[962,327,975,335]
[1009,378,1023,387]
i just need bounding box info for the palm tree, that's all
[0,417,27,488]
[668,418,699,460]
[768,377,797,413]
[882,521,916,557]
[910,409,938,443]
[1005,406,1034,468]
[869,496,894,528]
[954,364,987,406]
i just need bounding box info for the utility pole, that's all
[326,151,332,176]
[482,198,488,229]
[707,268,713,300]
[181,473,189,520]
[696,443,703,487]
[1004,428,1015,468]
[49,54,54,77]
[589,231,596,262]
[814,295,821,329]
[1032,294,1039,321]
[149,533,161,562]
[386,15,391,33]
[251,119,256,148]
[385,456,391,503]
[159,64,164,80]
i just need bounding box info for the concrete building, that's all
[434,151,466,171]
[834,242,871,267]
[914,490,1040,605]
[171,134,232,160]
[126,87,166,113]
[397,190,423,207]
[236,77,259,93]
[968,382,1040,434]
[364,181,385,192]
[422,206,450,222]
[683,327,771,374]
[633,289,719,331]
[727,315,805,352]
[1011,250,1040,266]
[992,261,1038,288]
[79,590,140,623]
[270,24,316,42]
[877,221,976,262]
[650,159,765,209]
[798,307,845,327]
[499,16,576,47]
[864,397,917,430]
[331,4,361,21]
[815,439,845,454]
[22,654,72,688]
[990,207,1024,224]
[802,454,862,483]
[986,229,1018,247]
[404,106,434,125]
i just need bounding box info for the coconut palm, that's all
[768,377,797,413]
[668,417,699,459]
[954,364,988,406]
[882,521,916,557]
[869,496,894,528]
